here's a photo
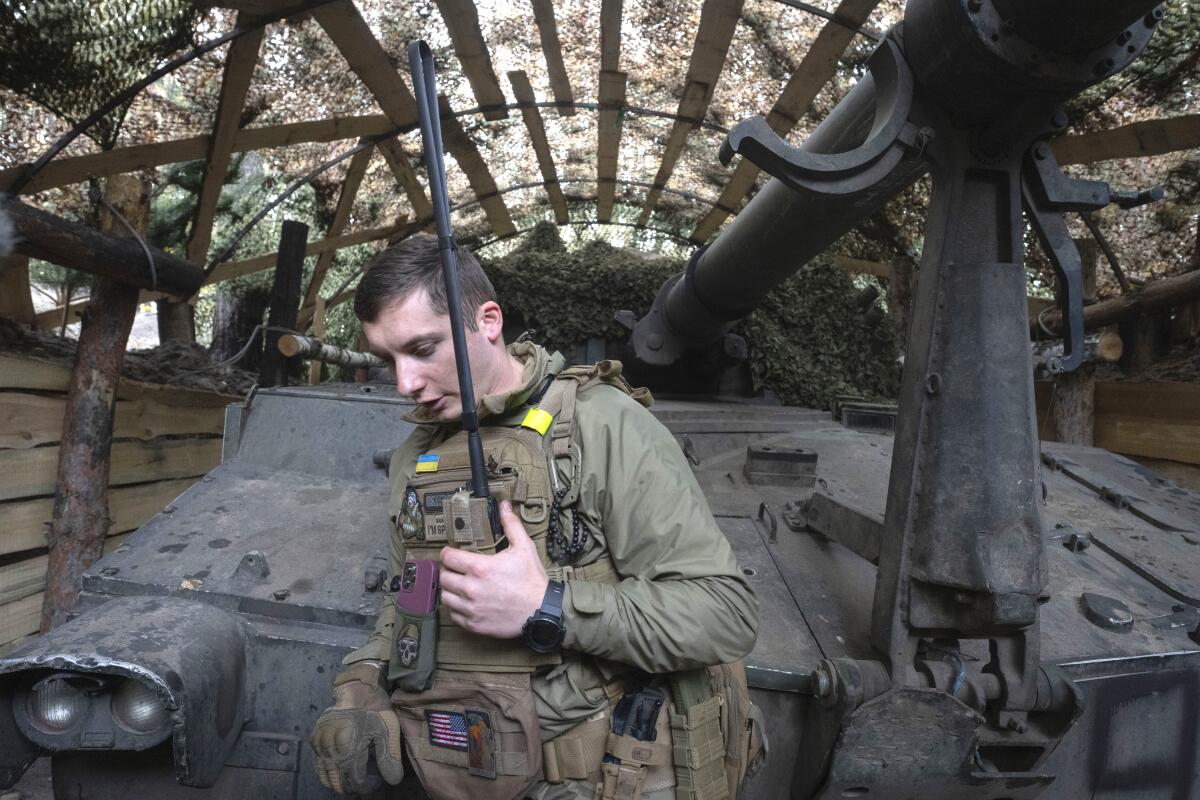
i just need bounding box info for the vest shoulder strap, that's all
[534,360,652,460]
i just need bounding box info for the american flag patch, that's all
[425,709,469,750]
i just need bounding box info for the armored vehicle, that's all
[3,0,1199,797]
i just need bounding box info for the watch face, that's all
[525,617,563,652]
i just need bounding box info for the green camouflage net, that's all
[0,0,202,148]
[485,223,901,409]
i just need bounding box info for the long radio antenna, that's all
[407,41,491,504]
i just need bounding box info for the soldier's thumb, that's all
[499,501,532,549]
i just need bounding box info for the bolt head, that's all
[645,333,663,351]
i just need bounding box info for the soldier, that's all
[309,233,761,800]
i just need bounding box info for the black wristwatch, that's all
[522,580,566,653]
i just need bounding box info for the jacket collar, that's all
[402,341,564,425]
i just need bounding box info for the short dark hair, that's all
[353,233,497,328]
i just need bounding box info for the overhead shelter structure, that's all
[1,0,1198,331]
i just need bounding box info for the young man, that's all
[309,233,759,799]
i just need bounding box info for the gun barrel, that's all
[632,73,927,365]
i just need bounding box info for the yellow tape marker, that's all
[520,408,555,436]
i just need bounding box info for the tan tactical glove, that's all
[309,660,405,794]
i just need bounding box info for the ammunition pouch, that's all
[542,662,766,800]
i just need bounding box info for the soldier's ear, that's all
[477,301,504,343]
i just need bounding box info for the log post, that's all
[1052,364,1095,446]
[309,295,326,385]
[1119,312,1170,375]
[1074,236,1100,305]
[258,220,307,387]
[0,255,36,325]
[156,298,196,343]
[41,175,145,632]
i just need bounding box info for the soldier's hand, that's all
[309,660,405,794]
[440,500,548,638]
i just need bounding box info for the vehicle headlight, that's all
[111,678,169,733]
[25,674,88,733]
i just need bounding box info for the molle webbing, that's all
[670,670,729,800]
[395,361,645,673]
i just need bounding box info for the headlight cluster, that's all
[21,672,169,738]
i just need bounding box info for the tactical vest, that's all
[385,361,763,800]
[390,360,644,672]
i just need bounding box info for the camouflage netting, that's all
[485,222,900,409]
[0,0,201,149]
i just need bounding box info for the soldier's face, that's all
[362,287,503,422]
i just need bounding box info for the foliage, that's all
[485,223,900,408]
[485,222,679,353]
[739,261,900,408]
[0,0,201,148]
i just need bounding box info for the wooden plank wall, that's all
[1035,380,1200,466]
[0,353,231,648]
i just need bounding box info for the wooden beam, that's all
[3,478,196,557]
[439,95,516,238]
[0,256,36,325]
[432,0,509,120]
[596,70,627,223]
[8,200,204,297]
[1055,114,1200,166]
[600,0,623,73]
[832,255,890,279]
[0,115,395,196]
[638,0,744,226]
[301,145,373,311]
[691,0,881,243]
[316,2,510,235]
[508,71,569,224]
[0,392,224,449]
[186,15,265,265]
[378,139,434,223]
[1037,381,1200,466]
[206,219,404,284]
[312,0,419,129]
[530,0,575,116]
[1033,268,1200,337]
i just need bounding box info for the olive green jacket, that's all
[344,342,759,736]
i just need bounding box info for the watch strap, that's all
[540,580,565,620]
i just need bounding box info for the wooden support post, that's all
[0,255,36,325]
[259,220,307,387]
[41,175,146,632]
[156,300,195,344]
[1074,236,1100,305]
[1052,364,1095,446]
[309,296,326,385]
[1119,312,1171,375]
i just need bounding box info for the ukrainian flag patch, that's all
[415,453,440,473]
[520,408,554,436]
